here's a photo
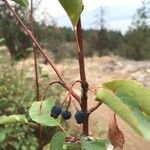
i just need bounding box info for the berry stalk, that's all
[29,0,43,149]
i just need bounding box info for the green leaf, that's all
[0,38,4,44]
[41,69,49,78]
[63,142,81,150]
[0,129,7,143]
[43,144,50,150]
[81,137,109,150]
[50,132,65,150]
[0,115,27,124]
[29,98,60,126]
[103,80,150,116]
[58,0,83,26]
[12,0,29,7]
[96,88,150,140]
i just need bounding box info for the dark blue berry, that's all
[75,111,86,124]
[51,105,62,118]
[62,110,71,120]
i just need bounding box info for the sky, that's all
[34,0,143,33]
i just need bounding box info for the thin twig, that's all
[40,81,64,109]
[87,88,102,115]
[71,80,82,88]
[61,91,70,106]
[30,1,43,149]
[88,102,102,115]
[30,0,40,101]
[71,100,79,111]
[88,88,96,95]
[27,122,39,129]
[62,80,82,107]
[40,81,64,101]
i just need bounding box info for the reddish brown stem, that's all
[87,89,102,115]
[3,0,80,103]
[30,1,43,149]
[27,122,39,129]
[33,51,40,100]
[88,102,102,115]
[76,18,89,136]
[40,81,66,102]
[30,0,40,101]
[71,80,82,88]
[76,21,86,82]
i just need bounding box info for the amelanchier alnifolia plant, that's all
[2,0,150,150]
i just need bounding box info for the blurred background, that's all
[1,0,150,61]
[0,0,150,149]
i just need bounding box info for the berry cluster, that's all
[50,105,86,124]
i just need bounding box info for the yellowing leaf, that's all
[108,113,125,150]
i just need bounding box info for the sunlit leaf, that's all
[0,129,7,143]
[58,0,83,26]
[96,87,150,140]
[81,137,109,150]
[50,132,65,150]
[12,0,29,7]
[29,98,60,126]
[103,80,150,116]
[0,115,27,124]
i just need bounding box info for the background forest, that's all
[1,0,150,61]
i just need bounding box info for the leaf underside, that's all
[104,80,150,116]
[50,131,65,150]
[96,80,150,140]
